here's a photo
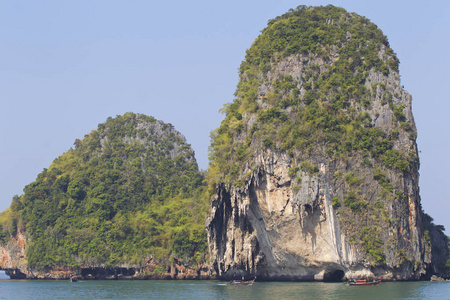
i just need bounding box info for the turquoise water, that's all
[0,280,448,299]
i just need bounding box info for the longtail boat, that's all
[229,277,256,285]
[348,277,382,286]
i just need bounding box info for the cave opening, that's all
[323,269,345,282]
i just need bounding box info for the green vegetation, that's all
[343,191,364,212]
[344,172,363,187]
[288,166,300,178]
[300,161,319,174]
[359,226,386,264]
[373,168,393,192]
[445,259,450,273]
[331,196,341,208]
[0,113,209,271]
[208,5,413,186]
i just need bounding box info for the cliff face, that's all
[207,5,444,281]
[207,147,426,281]
[0,231,27,278]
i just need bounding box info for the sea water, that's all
[0,278,448,299]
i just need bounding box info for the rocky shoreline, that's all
[3,261,213,280]
[4,266,450,282]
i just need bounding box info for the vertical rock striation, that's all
[207,5,447,281]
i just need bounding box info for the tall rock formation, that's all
[0,113,209,279]
[206,5,447,281]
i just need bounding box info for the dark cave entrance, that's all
[323,269,345,282]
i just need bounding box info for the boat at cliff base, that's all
[348,277,382,286]
[229,278,256,285]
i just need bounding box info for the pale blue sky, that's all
[1,1,449,233]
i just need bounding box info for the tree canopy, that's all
[1,113,209,271]
[208,5,413,187]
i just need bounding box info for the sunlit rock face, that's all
[0,231,27,279]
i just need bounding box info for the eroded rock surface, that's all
[206,6,447,281]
